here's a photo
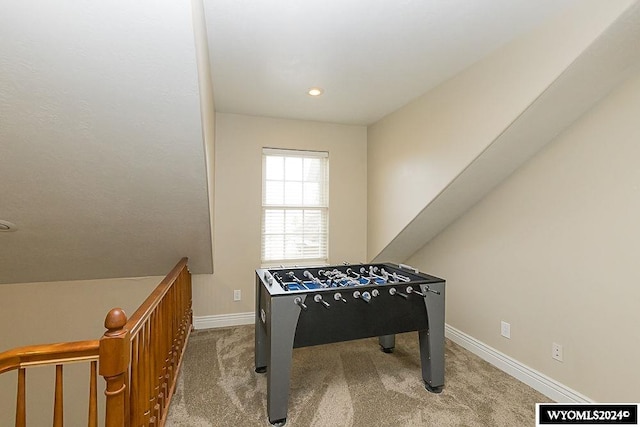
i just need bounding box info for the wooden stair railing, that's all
[0,257,193,427]
[102,257,193,427]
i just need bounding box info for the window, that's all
[262,148,329,265]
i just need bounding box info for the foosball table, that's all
[254,262,446,426]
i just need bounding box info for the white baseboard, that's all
[445,324,592,403]
[194,312,254,330]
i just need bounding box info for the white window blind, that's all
[262,148,329,264]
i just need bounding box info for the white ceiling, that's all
[205,0,579,125]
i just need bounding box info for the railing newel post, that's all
[99,308,130,427]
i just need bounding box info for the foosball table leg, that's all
[419,281,446,393]
[266,295,304,425]
[378,334,396,353]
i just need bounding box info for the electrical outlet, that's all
[552,343,563,362]
[500,321,511,339]
[233,289,241,301]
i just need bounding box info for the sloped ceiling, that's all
[0,1,213,284]
[373,1,640,263]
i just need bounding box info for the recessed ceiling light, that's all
[0,220,17,232]
[308,87,324,97]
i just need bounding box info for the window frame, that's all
[261,148,329,266]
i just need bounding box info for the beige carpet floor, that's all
[166,325,550,426]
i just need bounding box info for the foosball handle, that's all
[313,294,330,308]
[294,297,307,310]
[406,286,425,297]
[389,287,408,299]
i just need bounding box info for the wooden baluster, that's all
[178,272,184,334]
[187,267,193,330]
[124,355,131,427]
[155,305,162,424]
[174,271,183,375]
[143,322,152,426]
[176,274,183,379]
[16,368,26,427]
[149,318,157,427]
[129,336,139,427]
[177,281,182,345]
[166,289,173,395]
[157,302,163,422]
[172,279,178,351]
[88,361,97,427]
[156,306,166,419]
[182,269,189,345]
[175,283,181,365]
[172,282,182,366]
[150,304,158,424]
[167,289,174,407]
[53,364,63,427]
[99,308,130,427]
[136,327,145,426]
[138,330,146,427]
[168,288,175,398]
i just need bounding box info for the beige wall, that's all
[367,0,635,260]
[192,113,367,317]
[0,276,160,427]
[407,70,640,402]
